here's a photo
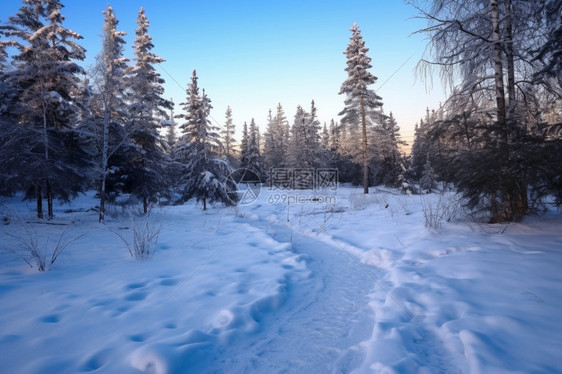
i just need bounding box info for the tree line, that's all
[0,2,406,221]
[1,0,560,224]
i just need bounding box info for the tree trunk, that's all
[361,95,369,194]
[490,0,527,222]
[99,104,110,223]
[47,178,53,219]
[36,184,43,219]
[504,0,516,116]
[42,99,52,219]
[203,197,207,211]
[504,0,528,220]
[490,0,510,222]
[143,196,148,215]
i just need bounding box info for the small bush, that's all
[420,192,463,230]
[4,218,85,271]
[112,215,161,260]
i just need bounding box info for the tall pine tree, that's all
[339,23,385,193]
[0,0,91,218]
[125,7,173,214]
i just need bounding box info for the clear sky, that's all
[0,0,447,148]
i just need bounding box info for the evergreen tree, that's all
[0,0,92,218]
[339,23,385,193]
[264,103,289,171]
[374,112,405,187]
[241,118,264,179]
[321,122,330,150]
[239,121,249,168]
[165,98,176,151]
[286,101,326,170]
[304,100,324,168]
[420,155,438,193]
[175,70,235,210]
[125,7,173,214]
[221,105,235,160]
[288,105,309,168]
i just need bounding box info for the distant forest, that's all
[1,0,560,223]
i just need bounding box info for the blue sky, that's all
[1,0,447,146]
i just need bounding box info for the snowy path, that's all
[214,198,465,374]
[220,220,376,373]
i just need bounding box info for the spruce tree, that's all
[264,103,289,171]
[175,70,235,210]
[339,23,384,193]
[125,7,173,214]
[288,105,309,168]
[239,121,249,168]
[0,0,92,218]
[221,105,235,161]
[376,112,405,187]
[166,98,176,151]
[241,118,264,179]
[420,155,438,193]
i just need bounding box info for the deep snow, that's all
[1,187,561,373]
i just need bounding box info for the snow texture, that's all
[1,187,561,373]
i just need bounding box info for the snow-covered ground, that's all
[1,187,561,373]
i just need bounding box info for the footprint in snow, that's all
[159,278,178,286]
[125,282,146,290]
[125,291,147,301]
[40,314,60,323]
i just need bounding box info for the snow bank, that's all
[0,192,304,373]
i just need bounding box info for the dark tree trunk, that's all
[36,185,43,219]
[99,179,106,224]
[203,198,207,211]
[143,196,148,215]
[46,178,53,219]
[99,105,110,224]
[361,95,369,194]
[504,0,528,220]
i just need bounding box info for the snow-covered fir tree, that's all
[321,122,330,150]
[165,98,176,151]
[287,101,325,169]
[125,7,173,214]
[263,103,289,171]
[304,100,324,168]
[0,0,92,218]
[221,105,236,161]
[241,118,264,180]
[288,105,309,168]
[175,70,235,210]
[373,112,405,187]
[239,121,249,168]
[339,22,385,193]
[419,155,438,193]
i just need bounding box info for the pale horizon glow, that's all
[0,0,448,149]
